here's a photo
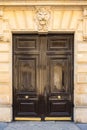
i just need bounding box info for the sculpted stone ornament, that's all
[0,10,3,17]
[35,7,50,32]
[0,9,4,41]
[83,8,87,41]
[0,34,4,41]
[0,13,10,42]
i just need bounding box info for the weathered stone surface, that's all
[0,94,11,105]
[0,72,10,83]
[77,64,87,72]
[75,94,87,105]
[0,43,9,52]
[76,84,87,94]
[0,121,80,130]
[75,107,87,123]
[77,54,87,62]
[77,73,87,83]
[77,32,83,42]
[0,53,9,62]
[0,63,9,72]
[0,85,10,94]
[0,106,12,122]
[77,43,87,52]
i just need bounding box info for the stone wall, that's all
[0,1,87,122]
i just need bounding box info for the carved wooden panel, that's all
[47,55,72,95]
[14,55,38,93]
[13,54,39,118]
[47,34,73,54]
[46,34,73,118]
[13,34,39,53]
[48,99,72,117]
[16,97,38,117]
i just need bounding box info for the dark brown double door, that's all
[13,34,74,121]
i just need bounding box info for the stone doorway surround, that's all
[0,0,87,123]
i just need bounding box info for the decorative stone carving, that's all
[0,9,3,17]
[3,17,11,42]
[83,8,87,16]
[83,8,87,40]
[0,9,10,42]
[35,7,50,32]
[0,9,4,41]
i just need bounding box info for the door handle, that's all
[57,95,61,99]
[25,95,29,99]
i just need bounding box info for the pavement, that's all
[0,121,87,130]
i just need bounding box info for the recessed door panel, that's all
[13,34,39,53]
[46,55,73,117]
[47,55,72,94]
[13,55,39,117]
[14,55,38,92]
[47,34,73,54]
[13,34,74,120]
[49,100,72,116]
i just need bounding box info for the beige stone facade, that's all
[0,0,87,122]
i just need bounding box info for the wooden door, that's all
[13,34,74,121]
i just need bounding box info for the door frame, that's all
[12,32,74,121]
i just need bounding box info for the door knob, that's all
[57,95,61,99]
[25,95,29,99]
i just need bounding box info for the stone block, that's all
[0,85,10,94]
[76,84,87,94]
[0,43,9,52]
[77,73,87,83]
[0,72,10,83]
[0,106,12,122]
[77,20,83,31]
[52,10,61,29]
[74,107,87,123]
[77,64,87,72]
[0,94,11,105]
[0,53,9,62]
[77,43,87,52]
[75,94,87,106]
[77,53,87,62]
[77,32,83,42]
[0,63,9,72]
[62,11,72,29]
[70,11,82,30]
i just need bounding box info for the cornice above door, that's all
[0,0,87,6]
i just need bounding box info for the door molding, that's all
[13,33,74,121]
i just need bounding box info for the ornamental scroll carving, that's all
[83,8,87,41]
[35,7,50,32]
[0,9,10,42]
[0,9,4,41]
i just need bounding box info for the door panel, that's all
[13,34,39,53]
[47,34,73,54]
[16,97,38,117]
[47,55,72,94]
[14,55,38,92]
[20,60,35,92]
[46,55,73,117]
[13,55,39,117]
[13,34,74,120]
[48,100,72,116]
